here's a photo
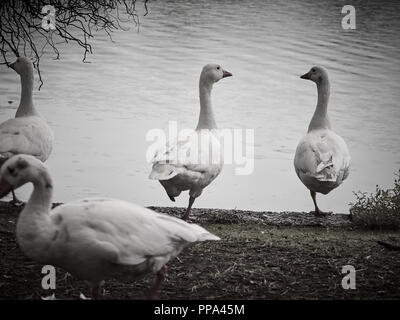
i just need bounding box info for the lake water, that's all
[0,0,399,213]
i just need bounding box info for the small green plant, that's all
[350,170,400,230]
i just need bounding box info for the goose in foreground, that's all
[149,64,232,221]
[0,155,220,299]
[0,57,54,204]
[294,66,351,216]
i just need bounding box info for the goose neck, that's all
[16,173,54,262]
[197,81,217,130]
[308,78,331,132]
[16,72,38,117]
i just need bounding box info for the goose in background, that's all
[0,57,54,204]
[0,155,220,299]
[149,64,232,221]
[294,66,351,216]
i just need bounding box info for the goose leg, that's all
[146,265,167,300]
[310,191,330,216]
[182,196,195,222]
[90,283,103,300]
[10,189,23,206]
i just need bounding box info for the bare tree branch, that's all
[0,0,149,89]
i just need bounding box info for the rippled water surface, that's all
[1,0,399,213]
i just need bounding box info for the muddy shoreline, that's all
[0,201,399,300]
[148,206,353,228]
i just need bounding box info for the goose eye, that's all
[17,159,28,169]
[312,69,316,73]
[217,66,220,70]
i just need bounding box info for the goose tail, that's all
[189,223,221,242]
[149,163,179,180]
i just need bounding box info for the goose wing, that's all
[294,130,350,183]
[149,130,222,181]
[0,117,53,162]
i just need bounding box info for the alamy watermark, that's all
[39,263,357,293]
[41,5,56,31]
[40,4,356,32]
[341,5,356,30]
[341,265,356,290]
[146,121,255,175]
[41,265,56,290]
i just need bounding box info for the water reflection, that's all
[0,0,399,213]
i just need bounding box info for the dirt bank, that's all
[0,202,399,299]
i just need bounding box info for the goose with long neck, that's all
[150,64,232,221]
[294,66,351,216]
[0,57,54,205]
[0,155,220,299]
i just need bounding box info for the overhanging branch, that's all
[0,0,149,89]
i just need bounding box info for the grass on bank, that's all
[350,170,400,230]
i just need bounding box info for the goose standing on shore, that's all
[0,155,220,299]
[294,66,350,216]
[0,57,54,204]
[149,64,232,221]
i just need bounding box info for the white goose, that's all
[294,66,351,215]
[149,64,232,221]
[0,57,54,203]
[0,154,220,299]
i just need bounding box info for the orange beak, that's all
[0,178,12,198]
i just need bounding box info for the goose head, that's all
[8,57,34,77]
[0,155,46,198]
[200,64,232,85]
[300,66,329,84]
